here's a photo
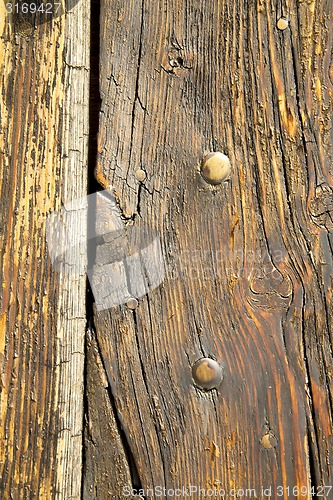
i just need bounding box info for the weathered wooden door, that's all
[1,0,333,498]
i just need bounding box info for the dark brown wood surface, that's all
[1,0,333,498]
[92,0,333,498]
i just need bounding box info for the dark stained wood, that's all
[83,326,137,499]
[94,0,333,497]
[1,0,333,497]
[0,3,90,497]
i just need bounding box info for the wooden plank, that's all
[94,0,333,497]
[83,326,139,499]
[0,2,90,497]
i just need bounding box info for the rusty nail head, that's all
[277,17,289,30]
[201,152,231,185]
[192,357,223,390]
[135,169,146,182]
[126,298,139,310]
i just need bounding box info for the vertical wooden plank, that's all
[0,1,90,497]
[83,327,136,499]
[94,0,333,496]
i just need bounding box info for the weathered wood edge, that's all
[0,1,90,497]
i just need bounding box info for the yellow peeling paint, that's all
[316,77,322,101]
[0,4,7,60]
[0,313,6,354]
[278,94,297,137]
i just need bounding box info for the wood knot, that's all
[261,432,277,449]
[309,183,333,232]
[161,45,193,74]
[247,263,293,310]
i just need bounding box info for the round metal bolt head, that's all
[192,357,223,390]
[277,17,289,30]
[126,298,139,310]
[135,169,146,182]
[201,152,231,185]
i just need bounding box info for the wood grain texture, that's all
[0,1,90,497]
[83,326,141,499]
[95,0,333,497]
